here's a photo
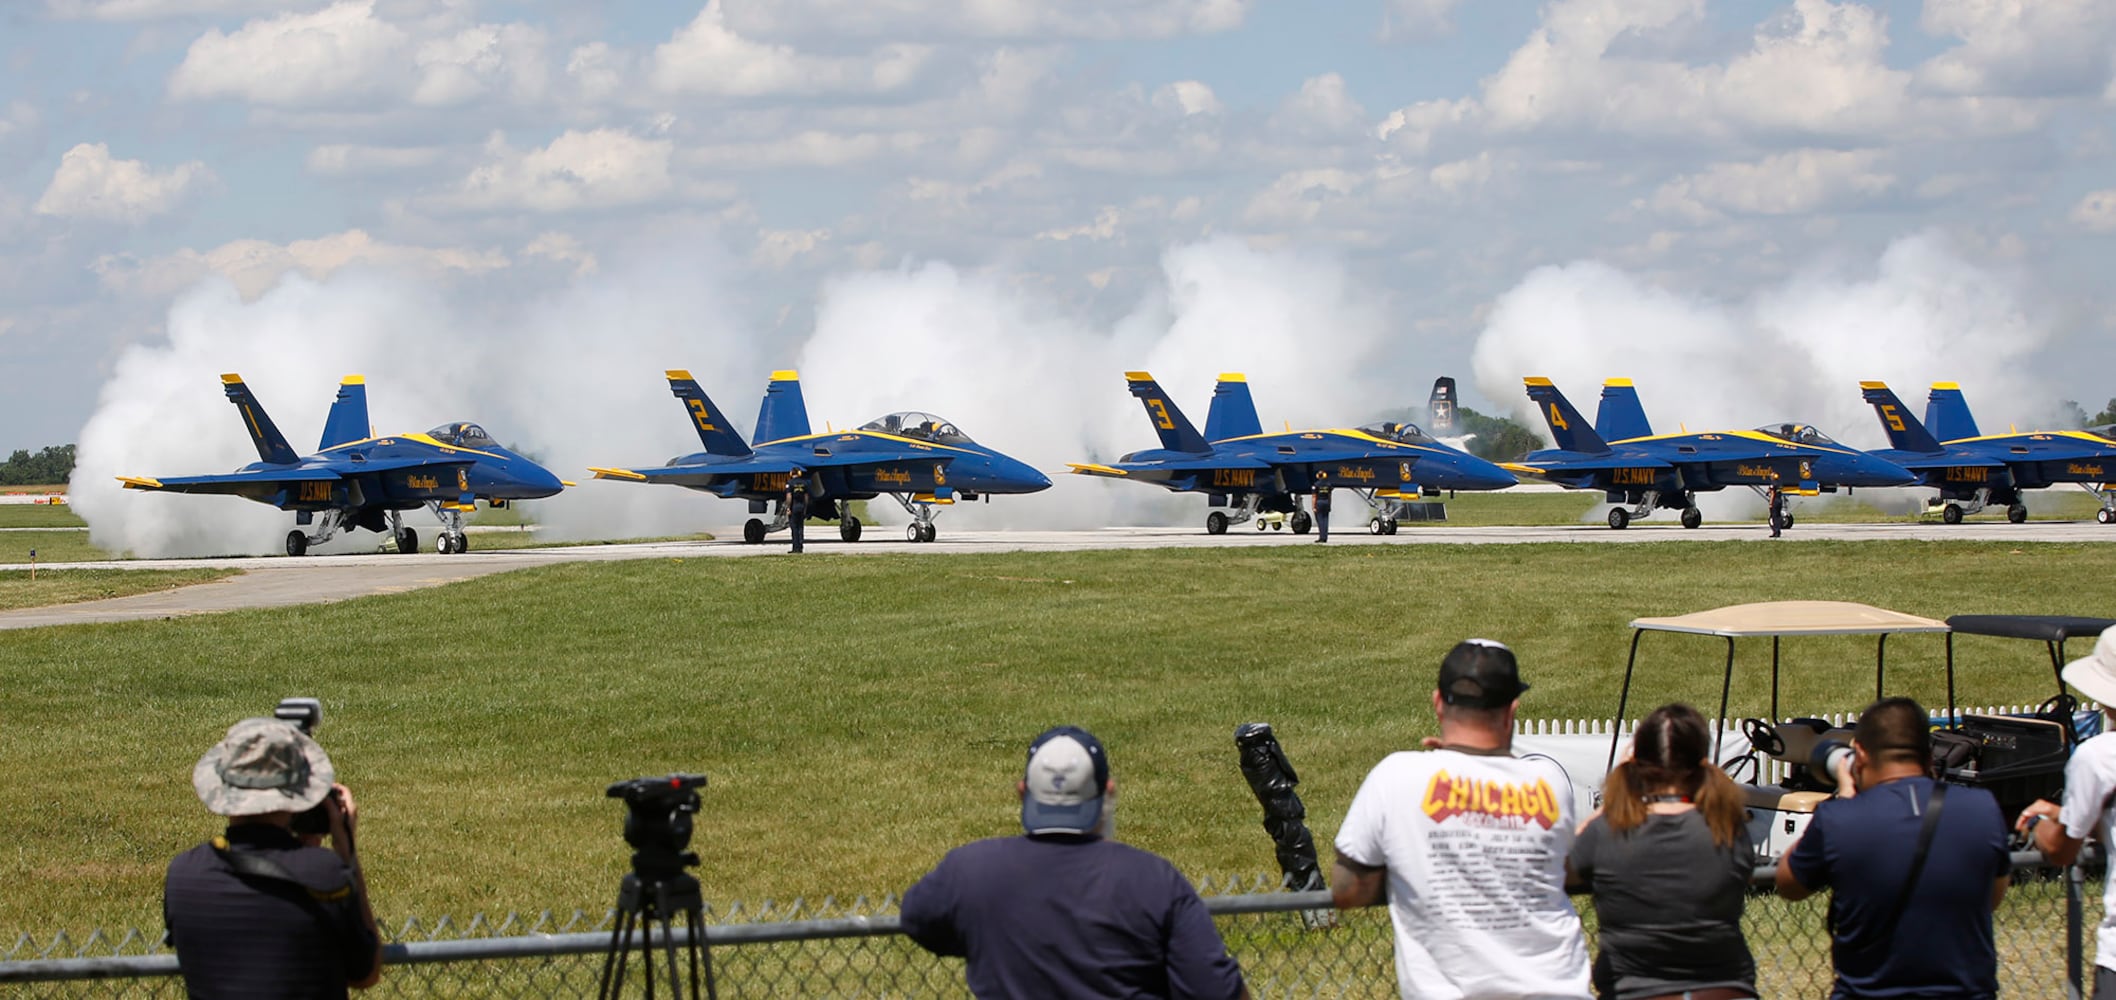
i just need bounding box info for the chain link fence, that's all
[1,859,2095,997]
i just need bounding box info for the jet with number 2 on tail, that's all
[589,370,1050,544]
[1860,381,2116,524]
[1067,372,1516,536]
[1507,377,1914,531]
[119,374,567,555]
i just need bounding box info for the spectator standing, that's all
[2017,627,2116,996]
[900,725,1249,1000]
[1312,473,1331,543]
[1331,639,1593,1000]
[1568,703,1755,1000]
[785,466,808,553]
[164,718,381,998]
[1775,697,2011,1000]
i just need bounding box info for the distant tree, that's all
[1454,407,1543,463]
[0,444,75,486]
[2057,400,2091,429]
[2092,399,2116,427]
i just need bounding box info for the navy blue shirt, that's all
[1787,777,2010,999]
[899,834,1246,1000]
[164,825,377,999]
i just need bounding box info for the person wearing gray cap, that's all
[899,726,1250,1000]
[163,718,381,998]
[2019,627,2116,998]
[1330,639,1592,1000]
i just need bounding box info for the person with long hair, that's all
[1569,703,1756,1000]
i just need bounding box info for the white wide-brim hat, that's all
[2062,628,2116,708]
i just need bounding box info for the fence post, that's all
[2069,861,2086,1000]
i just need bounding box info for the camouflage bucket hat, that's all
[192,718,335,817]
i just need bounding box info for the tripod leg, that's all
[685,908,708,1000]
[659,911,686,1000]
[598,910,634,1000]
[640,912,656,998]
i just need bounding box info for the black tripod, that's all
[597,863,717,1000]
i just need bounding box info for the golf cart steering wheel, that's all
[1742,718,1784,758]
[2037,693,2079,718]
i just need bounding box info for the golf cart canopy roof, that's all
[1944,615,2116,642]
[1629,601,1951,638]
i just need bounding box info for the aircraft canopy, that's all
[860,412,974,446]
[428,422,498,449]
[1357,421,1438,445]
[1755,423,1843,447]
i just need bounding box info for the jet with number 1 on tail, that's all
[1067,372,1516,536]
[1859,381,2116,524]
[589,370,1050,544]
[119,374,567,555]
[1507,377,1913,531]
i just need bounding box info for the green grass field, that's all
[0,568,239,612]
[1,541,2111,936]
[0,502,86,529]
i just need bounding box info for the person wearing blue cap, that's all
[900,726,1250,1000]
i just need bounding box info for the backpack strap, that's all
[1846,782,1948,951]
[210,836,353,903]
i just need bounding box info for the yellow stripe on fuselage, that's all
[1938,430,2116,447]
[317,432,507,461]
[752,430,985,457]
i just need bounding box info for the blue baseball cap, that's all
[1021,726,1110,835]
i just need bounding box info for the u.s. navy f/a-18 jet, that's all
[1508,378,1915,530]
[1860,381,2116,524]
[1067,372,1516,535]
[120,374,566,555]
[589,370,1051,543]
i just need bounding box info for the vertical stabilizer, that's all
[1124,372,1212,453]
[1524,378,1610,454]
[666,371,755,457]
[1426,377,1459,435]
[1595,379,1653,442]
[1204,373,1263,441]
[1859,382,1944,454]
[319,375,370,450]
[753,370,811,445]
[221,374,301,465]
[1924,383,1982,443]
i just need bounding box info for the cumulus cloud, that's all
[1917,0,2116,98]
[90,229,507,300]
[167,1,548,109]
[447,129,679,213]
[650,2,931,97]
[1267,74,1369,140]
[45,0,287,19]
[2072,189,2116,232]
[1648,149,1896,222]
[410,21,549,107]
[712,0,1251,40]
[1153,80,1222,117]
[1382,0,1462,40]
[305,143,443,175]
[33,142,210,223]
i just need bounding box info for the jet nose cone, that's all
[1007,457,1053,493]
[1458,455,1518,492]
[1840,453,1916,487]
[524,462,566,497]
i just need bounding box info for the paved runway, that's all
[3,519,2110,630]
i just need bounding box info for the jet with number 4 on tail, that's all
[1860,381,2116,524]
[1507,378,1914,531]
[589,370,1050,544]
[119,374,567,555]
[1067,372,1516,536]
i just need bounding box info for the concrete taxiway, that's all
[2,519,2110,630]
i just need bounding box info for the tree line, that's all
[0,444,75,486]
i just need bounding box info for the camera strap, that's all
[1834,781,1946,952]
[209,837,352,903]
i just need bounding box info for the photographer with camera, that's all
[2017,628,2116,998]
[164,715,381,998]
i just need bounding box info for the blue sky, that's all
[5,0,2116,463]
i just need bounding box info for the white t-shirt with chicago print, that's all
[1335,747,1592,1000]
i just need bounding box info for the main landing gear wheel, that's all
[1942,503,1965,525]
[436,533,453,554]
[1206,511,1229,535]
[1369,517,1387,536]
[396,528,418,554]
[452,532,470,553]
[2100,508,2114,525]
[1680,507,1702,530]
[2007,503,2029,524]
[1780,514,1794,530]
[1291,509,1313,535]
[285,531,308,557]
[923,523,937,543]
[904,522,937,543]
[840,516,862,542]
[1607,507,1630,530]
[743,518,767,544]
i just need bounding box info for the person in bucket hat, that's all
[899,726,1250,999]
[2020,627,2116,998]
[165,718,382,997]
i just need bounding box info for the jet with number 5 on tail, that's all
[1507,377,1914,531]
[1067,372,1516,536]
[119,374,567,555]
[589,370,1050,544]
[1859,381,2116,524]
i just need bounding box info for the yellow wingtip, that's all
[340,374,365,385]
[770,369,799,382]
[588,467,648,482]
[1216,372,1247,383]
[665,369,693,381]
[220,373,243,385]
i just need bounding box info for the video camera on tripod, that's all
[598,773,716,1000]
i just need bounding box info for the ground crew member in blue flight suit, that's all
[786,467,808,554]
[1313,472,1331,543]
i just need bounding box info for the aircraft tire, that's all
[1369,517,1386,536]
[1384,519,1399,535]
[1781,514,1794,530]
[2007,503,2028,524]
[1206,511,1229,535]
[743,518,767,544]
[1943,503,1964,525]
[840,516,862,542]
[1607,507,1630,530]
[1680,507,1702,530]
[436,532,455,554]
[285,531,308,557]
[397,528,418,554]
[1291,509,1313,535]
[2099,508,2114,524]
[454,532,470,553]
[922,523,937,543]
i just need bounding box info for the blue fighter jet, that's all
[1507,377,1914,531]
[1067,372,1516,535]
[590,370,1051,543]
[1860,381,2116,524]
[120,374,566,555]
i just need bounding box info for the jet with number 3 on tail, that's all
[1067,372,1516,536]
[1859,381,2116,524]
[118,374,567,555]
[589,370,1050,544]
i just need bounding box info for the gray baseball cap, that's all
[192,718,335,817]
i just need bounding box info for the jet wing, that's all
[1066,456,1274,490]
[1503,456,1675,474]
[593,453,958,494]
[122,458,478,505]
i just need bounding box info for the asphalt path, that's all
[2,519,2111,630]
